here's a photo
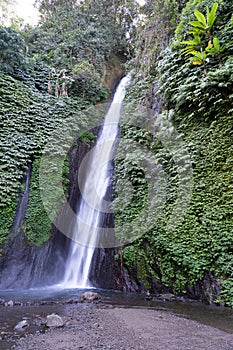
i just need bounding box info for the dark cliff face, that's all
[0,164,68,289]
[101,55,126,92]
[64,126,139,291]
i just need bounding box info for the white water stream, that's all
[62,73,131,288]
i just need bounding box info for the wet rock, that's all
[46,314,64,328]
[80,291,101,303]
[14,320,29,331]
[145,291,152,301]
[40,300,57,306]
[202,271,221,304]
[66,298,79,304]
[33,316,44,327]
[14,301,23,306]
[5,300,14,307]
[157,293,176,301]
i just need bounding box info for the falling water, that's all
[62,73,131,288]
[12,166,31,235]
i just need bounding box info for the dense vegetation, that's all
[0,0,133,247]
[0,0,232,306]
[114,0,233,306]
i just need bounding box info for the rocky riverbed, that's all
[0,291,233,350]
[12,304,233,350]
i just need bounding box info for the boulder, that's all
[157,293,176,301]
[14,320,29,331]
[80,291,100,303]
[146,291,153,301]
[5,300,14,307]
[46,314,64,328]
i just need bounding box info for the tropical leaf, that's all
[213,37,220,51]
[188,58,202,65]
[189,21,205,29]
[207,2,219,28]
[194,10,207,27]
[190,51,204,60]
[189,28,205,35]
[181,40,198,46]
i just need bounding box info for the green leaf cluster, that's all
[118,0,233,306]
[0,26,26,75]
[180,3,228,66]
[0,71,103,246]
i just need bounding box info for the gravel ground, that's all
[13,304,233,350]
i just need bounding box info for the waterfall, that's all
[62,73,131,288]
[0,166,31,289]
[12,166,31,235]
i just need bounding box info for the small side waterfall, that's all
[12,166,31,236]
[62,73,131,288]
[0,166,31,289]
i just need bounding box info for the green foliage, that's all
[0,26,26,75]
[190,2,218,33]
[133,0,183,77]
[70,60,110,102]
[157,48,233,120]
[119,103,233,302]
[0,198,18,248]
[1,0,232,308]
[78,130,97,146]
[119,0,233,306]
[175,0,232,44]
[26,0,132,101]
[180,3,227,66]
[62,157,70,191]
[25,157,52,246]
[0,0,132,248]
[0,74,34,208]
[0,71,103,245]
[157,0,233,119]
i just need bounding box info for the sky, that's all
[136,0,146,5]
[15,0,39,25]
[15,0,146,25]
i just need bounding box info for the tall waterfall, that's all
[62,73,131,288]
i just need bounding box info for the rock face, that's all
[80,291,100,303]
[63,128,130,291]
[101,54,126,91]
[185,271,222,304]
[46,314,64,328]
[0,164,69,289]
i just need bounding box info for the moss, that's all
[0,198,18,249]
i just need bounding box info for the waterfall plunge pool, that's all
[0,287,233,335]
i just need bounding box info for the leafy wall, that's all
[0,71,103,248]
[0,0,130,250]
[117,0,233,306]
